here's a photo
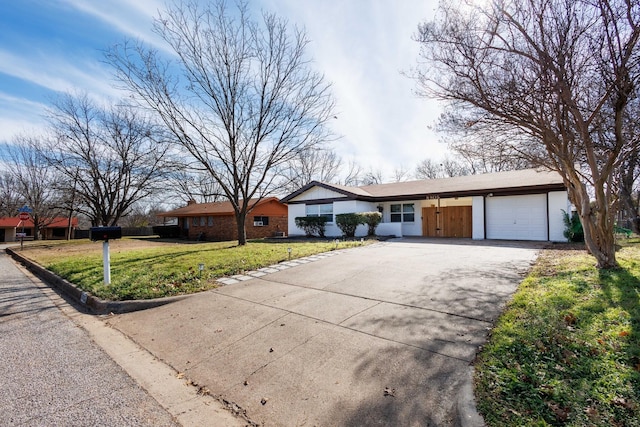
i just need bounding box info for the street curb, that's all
[6,248,190,315]
[456,366,486,427]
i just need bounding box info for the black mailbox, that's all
[90,226,122,241]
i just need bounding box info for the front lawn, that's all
[475,240,640,426]
[18,238,369,301]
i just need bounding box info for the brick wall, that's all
[185,214,287,241]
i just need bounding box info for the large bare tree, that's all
[416,0,640,268]
[46,93,171,226]
[107,1,335,244]
[1,139,64,239]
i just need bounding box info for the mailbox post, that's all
[90,227,122,285]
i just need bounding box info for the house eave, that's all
[284,183,566,205]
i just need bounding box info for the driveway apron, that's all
[108,238,541,426]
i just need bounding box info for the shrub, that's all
[335,213,364,237]
[562,209,584,242]
[360,211,382,236]
[295,216,328,237]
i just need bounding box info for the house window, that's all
[200,216,206,226]
[390,203,415,223]
[253,216,269,226]
[306,203,333,223]
[208,216,214,226]
[52,228,65,238]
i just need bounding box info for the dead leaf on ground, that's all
[585,407,599,418]
[176,372,185,379]
[547,402,569,421]
[384,387,396,397]
[197,386,211,396]
[261,397,269,405]
[612,397,636,410]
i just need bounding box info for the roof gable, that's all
[281,181,372,203]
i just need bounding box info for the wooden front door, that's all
[422,206,472,237]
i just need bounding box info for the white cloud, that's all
[63,0,168,51]
[0,49,120,100]
[260,0,448,179]
[0,93,49,142]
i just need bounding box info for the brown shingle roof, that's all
[0,217,78,228]
[282,168,566,202]
[158,197,281,217]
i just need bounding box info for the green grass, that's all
[475,239,640,426]
[22,238,370,301]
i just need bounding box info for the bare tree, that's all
[340,160,364,186]
[2,139,64,240]
[361,168,385,186]
[46,93,171,226]
[281,147,342,194]
[619,148,640,233]
[0,171,22,217]
[414,155,470,179]
[392,165,411,182]
[414,158,442,179]
[618,97,640,233]
[415,0,640,268]
[442,156,470,177]
[107,1,335,244]
[169,169,224,204]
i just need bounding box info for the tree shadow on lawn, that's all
[598,265,640,380]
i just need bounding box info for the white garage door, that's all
[486,194,548,241]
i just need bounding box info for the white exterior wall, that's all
[287,204,307,236]
[377,201,422,237]
[548,190,570,242]
[472,196,485,240]
[287,200,378,237]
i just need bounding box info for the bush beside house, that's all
[335,213,362,237]
[360,212,382,236]
[294,216,328,237]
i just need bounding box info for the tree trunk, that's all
[567,176,618,269]
[236,211,247,246]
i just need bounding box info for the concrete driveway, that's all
[107,238,542,426]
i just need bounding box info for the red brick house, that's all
[0,217,79,242]
[158,197,288,241]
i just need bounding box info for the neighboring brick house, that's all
[158,197,288,241]
[0,217,79,242]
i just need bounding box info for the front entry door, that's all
[422,206,472,238]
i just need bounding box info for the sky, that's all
[0,0,447,180]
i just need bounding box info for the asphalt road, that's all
[108,238,543,426]
[0,245,179,427]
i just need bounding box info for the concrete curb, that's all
[456,366,486,427]
[6,248,190,315]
